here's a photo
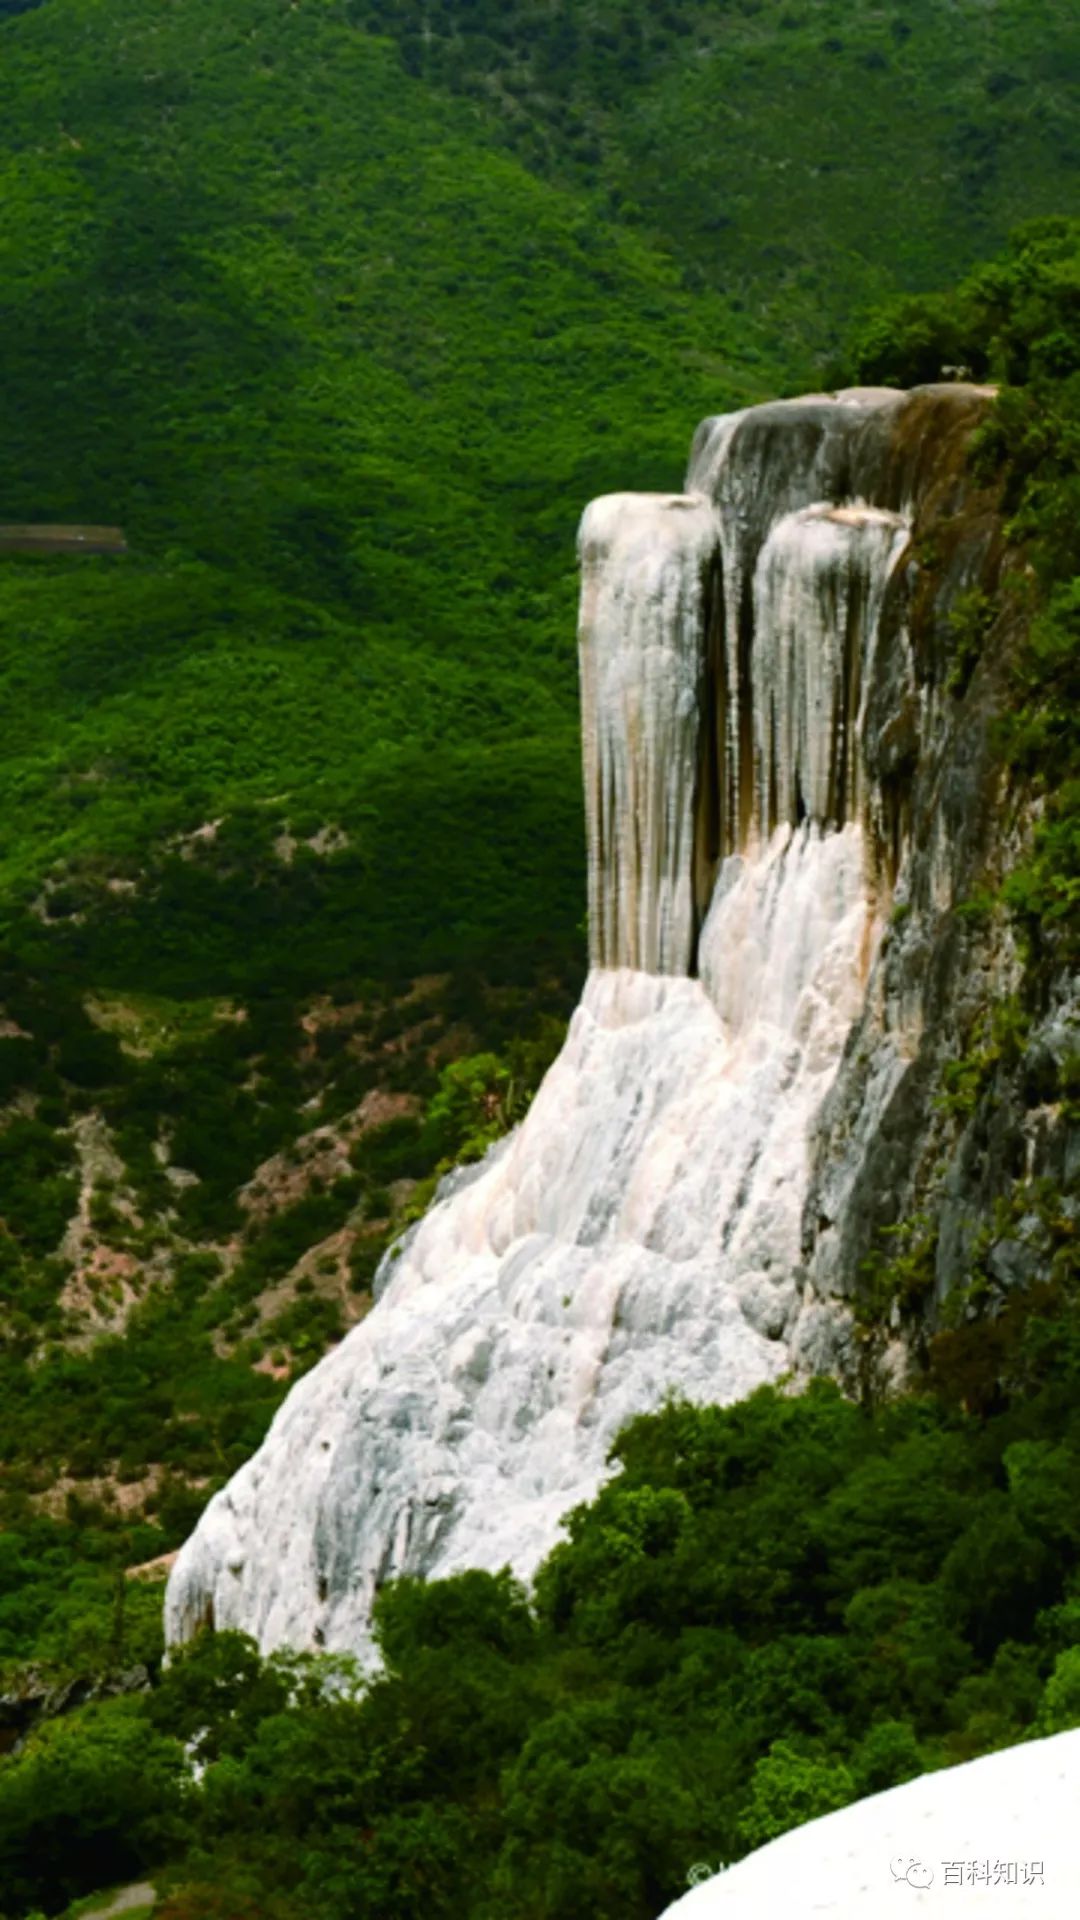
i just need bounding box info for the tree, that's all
[737,1740,856,1851]
[1037,1647,1080,1735]
[0,1699,188,1914]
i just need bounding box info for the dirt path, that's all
[79,1885,156,1920]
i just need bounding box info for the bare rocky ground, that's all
[70,1884,155,1920]
[0,968,567,1572]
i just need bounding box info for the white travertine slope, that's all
[165,390,920,1657]
[164,830,871,1655]
[660,1729,1080,1919]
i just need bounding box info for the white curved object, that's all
[661,1730,1080,1918]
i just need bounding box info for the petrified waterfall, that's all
[579,491,715,973]
[166,386,992,1657]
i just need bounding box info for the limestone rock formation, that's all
[167,382,1037,1658]
[659,1728,1080,1918]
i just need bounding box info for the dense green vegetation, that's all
[8,1349,1080,1918]
[344,0,1080,352]
[0,971,570,1689]
[0,0,772,1011]
[0,0,1077,1009]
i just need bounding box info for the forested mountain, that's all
[1,0,1077,1002]
[0,3,1078,1915]
[344,0,1080,354]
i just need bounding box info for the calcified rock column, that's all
[749,504,909,838]
[166,389,937,1662]
[579,492,718,973]
[687,389,907,856]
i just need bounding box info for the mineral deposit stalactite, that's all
[578,397,913,976]
[578,492,717,974]
[166,385,996,1661]
[748,505,909,842]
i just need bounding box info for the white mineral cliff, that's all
[659,1728,1080,1919]
[166,386,991,1658]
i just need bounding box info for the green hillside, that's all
[0,0,779,1007]
[0,0,785,1727]
[0,0,1078,1004]
[343,0,1080,357]
[0,9,1077,1896]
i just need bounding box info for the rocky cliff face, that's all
[166,382,1064,1658]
